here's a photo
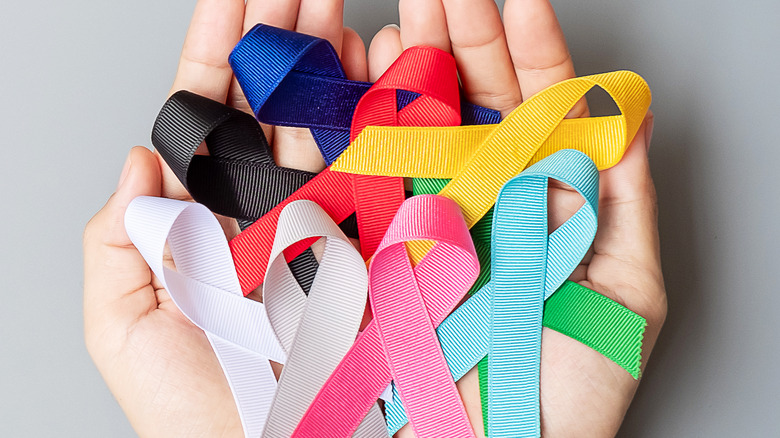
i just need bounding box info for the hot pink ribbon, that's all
[293,194,479,438]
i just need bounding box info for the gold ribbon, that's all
[332,70,651,231]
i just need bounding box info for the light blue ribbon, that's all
[384,149,599,436]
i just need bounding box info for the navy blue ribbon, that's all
[229,24,501,164]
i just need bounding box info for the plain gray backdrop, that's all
[1,0,777,436]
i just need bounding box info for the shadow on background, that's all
[553,2,708,436]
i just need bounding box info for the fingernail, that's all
[117,153,132,191]
[644,115,655,152]
[382,23,400,31]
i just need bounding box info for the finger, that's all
[594,114,659,271]
[84,147,162,356]
[295,0,345,54]
[243,0,300,33]
[341,27,368,82]
[441,0,522,116]
[589,114,665,322]
[399,0,451,51]
[165,0,245,201]
[229,0,303,114]
[258,0,346,173]
[169,0,246,101]
[503,0,588,117]
[368,25,403,82]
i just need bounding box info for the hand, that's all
[364,1,665,436]
[83,1,365,436]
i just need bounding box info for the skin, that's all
[83,0,666,437]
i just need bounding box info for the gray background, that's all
[0,0,777,436]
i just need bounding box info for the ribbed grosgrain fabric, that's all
[383,149,596,435]
[151,90,325,293]
[290,195,479,438]
[488,150,598,436]
[260,200,387,438]
[349,46,461,260]
[228,24,500,165]
[124,197,287,437]
[333,70,648,433]
[331,70,651,230]
[229,46,470,293]
[367,195,478,437]
[542,281,647,379]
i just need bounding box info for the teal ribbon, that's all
[384,149,599,435]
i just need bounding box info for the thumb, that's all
[83,146,162,358]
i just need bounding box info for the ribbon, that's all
[260,200,388,438]
[332,70,650,432]
[369,195,478,437]
[331,70,651,230]
[382,150,645,435]
[230,45,471,294]
[124,197,393,437]
[291,195,479,438]
[151,90,345,293]
[229,24,500,165]
[124,197,286,437]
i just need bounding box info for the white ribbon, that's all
[125,196,285,437]
[262,200,388,438]
[125,197,388,437]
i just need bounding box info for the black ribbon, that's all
[151,90,357,292]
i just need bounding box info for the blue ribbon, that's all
[228,24,501,164]
[384,149,599,436]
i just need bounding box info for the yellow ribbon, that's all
[333,70,650,265]
[333,70,651,224]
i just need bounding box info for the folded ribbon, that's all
[229,24,500,164]
[383,150,644,435]
[151,90,331,293]
[124,197,394,437]
[124,197,286,437]
[368,195,478,437]
[230,46,470,293]
[260,200,388,438]
[332,70,651,229]
[291,195,479,438]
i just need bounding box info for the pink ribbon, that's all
[293,194,479,438]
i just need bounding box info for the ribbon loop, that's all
[151,90,336,293]
[152,90,317,222]
[369,195,478,437]
[124,197,286,437]
[261,200,388,438]
[230,45,482,292]
[229,24,500,164]
[332,70,651,229]
[292,195,479,438]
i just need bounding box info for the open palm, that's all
[84,1,366,436]
[83,0,666,437]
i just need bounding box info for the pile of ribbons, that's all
[125,24,651,438]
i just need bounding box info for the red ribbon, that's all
[230,46,461,294]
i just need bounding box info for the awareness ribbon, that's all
[381,150,645,435]
[291,195,479,438]
[229,45,471,293]
[229,24,500,164]
[151,90,341,293]
[340,70,650,431]
[331,69,651,230]
[124,197,286,437]
[260,200,388,438]
[488,149,597,436]
[124,197,391,437]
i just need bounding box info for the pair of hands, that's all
[83,0,667,436]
